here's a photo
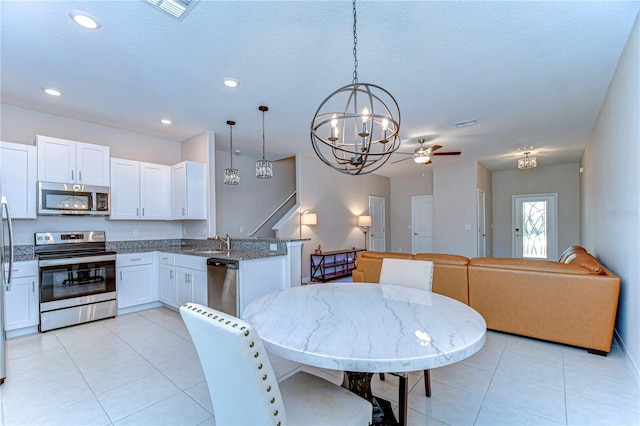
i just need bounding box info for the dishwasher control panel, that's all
[207,258,239,269]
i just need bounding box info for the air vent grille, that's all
[144,0,198,21]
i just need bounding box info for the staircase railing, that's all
[249,191,296,237]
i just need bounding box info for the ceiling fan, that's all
[391,139,461,164]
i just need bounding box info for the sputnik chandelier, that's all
[224,120,240,185]
[310,0,401,175]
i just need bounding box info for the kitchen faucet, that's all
[214,234,231,251]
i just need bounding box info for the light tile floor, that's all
[1,307,638,426]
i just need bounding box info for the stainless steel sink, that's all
[185,249,228,255]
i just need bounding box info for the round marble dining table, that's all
[243,283,486,425]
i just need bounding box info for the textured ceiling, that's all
[1,1,638,177]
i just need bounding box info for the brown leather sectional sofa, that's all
[352,247,620,354]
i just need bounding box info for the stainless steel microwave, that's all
[37,182,110,216]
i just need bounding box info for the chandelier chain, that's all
[352,0,358,84]
[229,123,233,168]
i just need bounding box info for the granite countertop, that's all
[115,246,283,261]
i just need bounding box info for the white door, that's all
[110,158,140,220]
[477,189,487,257]
[36,136,76,183]
[369,196,385,251]
[75,142,110,186]
[513,194,558,260]
[140,162,170,220]
[411,195,433,254]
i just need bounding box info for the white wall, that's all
[389,169,433,253]
[0,104,184,244]
[492,163,581,258]
[433,160,478,258]
[279,153,391,281]
[581,14,639,376]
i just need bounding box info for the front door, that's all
[513,194,558,260]
[411,195,433,254]
[369,196,385,251]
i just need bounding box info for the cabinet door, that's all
[76,142,110,186]
[184,161,206,219]
[175,267,193,306]
[191,269,207,306]
[159,264,176,307]
[36,135,76,183]
[0,142,37,218]
[117,264,154,309]
[140,162,171,220]
[110,158,140,220]
[4,276,39,331]
[171,163,187,219]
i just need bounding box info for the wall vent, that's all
[144,0,198,21]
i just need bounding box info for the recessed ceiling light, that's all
[454,119,477,128]
[69,11,101,29]
[223,78,239,88]
[43,88,62,96]
[161,119,172,125]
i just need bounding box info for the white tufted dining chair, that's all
[378,258,435,398]
[180,303,372,426]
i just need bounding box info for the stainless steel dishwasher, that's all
[207,258,239,316]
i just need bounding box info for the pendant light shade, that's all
[310,0,401,175]
[256,105,273,179]
[224,120,240,185]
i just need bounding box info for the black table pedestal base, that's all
[345,372,400,426]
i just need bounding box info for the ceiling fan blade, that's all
[429,145,443,153]
[432,151,462,156]
[391,157,414,164]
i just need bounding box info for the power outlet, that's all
[270,243,277,251]
[133,229,139,237]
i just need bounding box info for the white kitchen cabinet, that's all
[3,260,39,331]
[171,161,206,220]
[238,256,287,316]
[158,253,176,307]
[36,135,110,186]
[110,158,170,220]
[0,141,37,218]
[116,253,156,309]
[174,254,207,307]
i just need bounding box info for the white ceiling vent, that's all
[144,0,198,21]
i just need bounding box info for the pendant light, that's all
[310,0,401,175]
[256,105,273,179]
[224,120,240,185]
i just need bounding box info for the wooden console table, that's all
[310,248,364,282]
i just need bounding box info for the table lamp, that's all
[299,210,317,239]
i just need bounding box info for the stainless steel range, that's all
[35,231,117,332]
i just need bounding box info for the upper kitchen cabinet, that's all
[110,158,171,220]
[171,161,206,220]
[0,141,37,218]
[36,135,110,186]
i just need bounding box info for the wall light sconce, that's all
[357,215,372,250]
[299,210,317,239]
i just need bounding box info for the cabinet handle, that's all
[169,270,174,279]
[71,170,75,181]
[136,207,139,217]
[79,170,82,182]
[130,258,142,261]
[182,208,186,216]
[32,281,35,293]
[142,208,145,216]
[120,271,123,280]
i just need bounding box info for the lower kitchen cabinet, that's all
[3,260,39,332]
[162,253,206,309]
[158,253,176,307]
[116,253,156,309]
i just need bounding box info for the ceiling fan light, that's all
[414,155,430,164]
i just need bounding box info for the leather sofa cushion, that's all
[360,251,413,260]
[469,257,595,275]
[413,253,469,266]
[566,252,605,275]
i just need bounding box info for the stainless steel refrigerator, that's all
[1,189,15,385]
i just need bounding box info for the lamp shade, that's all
[301,213,317,226]
[357,215,372,227]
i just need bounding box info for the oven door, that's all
[39,254,116,304]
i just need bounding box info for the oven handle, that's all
[38,254,116,267]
